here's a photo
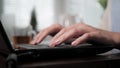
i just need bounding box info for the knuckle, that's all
[94,31,101,35]
[77,23,89,28]
[71,28,77,33]
[78,23,84,26]
[84,33,90,38]
[62,34,67,38]
[41,29,48,35]
[44,30,49,35]
[41,29,46,33]
[54,23,63,29]
[62,28,67,32]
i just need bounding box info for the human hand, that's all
[49,23,116,47]
[31,22,120,48]
[30,23,64,45]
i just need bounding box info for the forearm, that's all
[111,32,120,48]
[101,30,120,48]
[91,29,120,49]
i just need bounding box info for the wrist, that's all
[112,32,120,49]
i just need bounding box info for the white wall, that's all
[111,0,120,32]
[1,0,104,29]
[64,0,104,28]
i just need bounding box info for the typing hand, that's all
[30,24,64,45]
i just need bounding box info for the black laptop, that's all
[0,20,114,59]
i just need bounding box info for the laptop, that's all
[0,20,114,59]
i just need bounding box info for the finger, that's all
[71,33,90,46]
[30,30,47,44]
[31,26,52,44]
[49,24,64,35]
[31,24,63,44]
[50,26,74,43]
[71,32,99,46]
[50,28,66,44]
[30,31,42,44]
[50,29,77,47]
[35,30,49,44]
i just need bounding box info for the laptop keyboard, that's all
[18,44,71,49]
[18,44,49,49]
[18,43,92,49]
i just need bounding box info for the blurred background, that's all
[0,0,109,41]
[1,0,120,54]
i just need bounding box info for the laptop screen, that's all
[0,21,13,55]
[0,19,51,50]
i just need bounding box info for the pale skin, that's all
[31,23,120,48]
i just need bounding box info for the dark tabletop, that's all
[1,52,120,68]
[19,54,120,68]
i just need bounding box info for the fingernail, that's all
[49,42,55,47]
[49,40,60,47]
[55,39,61,44]
[72,42,77,46]
[36,39,41,44]
[30,41,35,44]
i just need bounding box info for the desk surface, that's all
[1,53,120,68]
